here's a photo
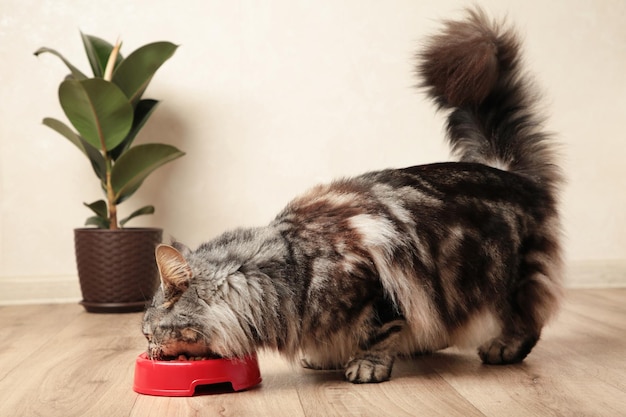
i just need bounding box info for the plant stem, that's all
[103,38,122,82]
[103,39,122,230]
[105,155,118,230]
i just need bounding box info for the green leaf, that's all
[33,47,87,80]
[80,33,124,78]
[111,143,185,203]
[109,99,160,161]
[85,215,110,229]
[42,117,106,181]
[58,78,133,151]
[120,205,155,227]
[112,42,178,105]
[84,200,108,218]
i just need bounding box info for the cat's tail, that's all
[417,8,562,192]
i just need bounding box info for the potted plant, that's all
[35,33,185,313]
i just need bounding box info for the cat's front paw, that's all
[344,355,393,383]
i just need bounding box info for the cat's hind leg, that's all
[478,239,562,364]
[478,331,539,364]
[478,295,543,365]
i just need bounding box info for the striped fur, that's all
[143,8,563,383]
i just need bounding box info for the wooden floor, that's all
[0,289,625,417]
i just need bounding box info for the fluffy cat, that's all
[142,8,563,384]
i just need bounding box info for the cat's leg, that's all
[344,319,405,383]
[478,329,539,364]
[478,295,541,365]
[345,353,395,383]
[478,244,562,364]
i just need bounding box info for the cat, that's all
[142,8,563,384]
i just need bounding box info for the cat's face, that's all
[142,244,254,359]
[142,284,214,359]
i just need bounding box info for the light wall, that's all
[1,0,625,303]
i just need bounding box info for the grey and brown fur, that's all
[143,8,563,383]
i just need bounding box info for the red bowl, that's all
[133,352,262,396]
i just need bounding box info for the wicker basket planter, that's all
[74,228,162,313]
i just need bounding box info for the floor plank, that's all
[0,289,624,417]
[0,304,80,381]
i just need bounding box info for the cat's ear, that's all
[155,244,192,295]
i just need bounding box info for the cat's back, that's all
[277,161,554,230]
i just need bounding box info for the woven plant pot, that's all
[74,228,162,313]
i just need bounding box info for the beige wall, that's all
[1,0,625,303]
